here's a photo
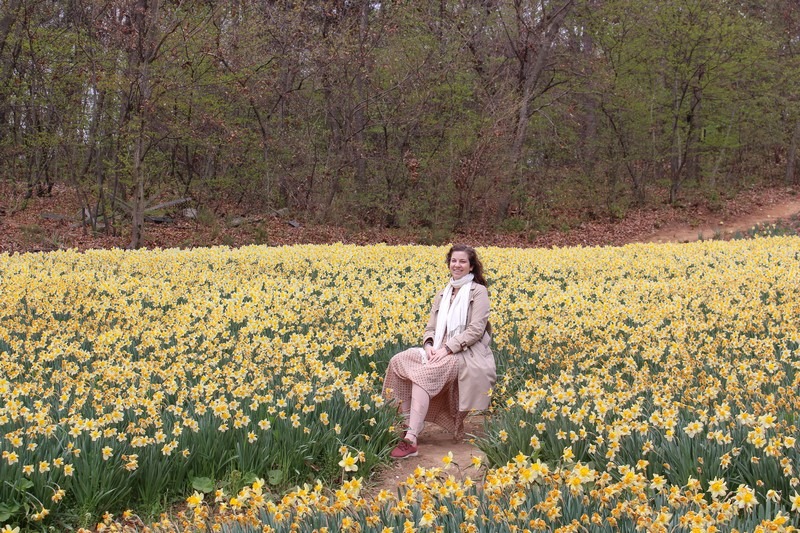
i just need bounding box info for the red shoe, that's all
[390,439,418,459]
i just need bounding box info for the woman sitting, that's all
[383,244,496,458]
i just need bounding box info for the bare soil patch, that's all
[365,415,487,498]
[640,198,800,243]
[2,185,799,254]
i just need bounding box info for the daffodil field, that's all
[2,239,800,532]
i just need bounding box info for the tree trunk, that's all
[0,0,23,146]
[510,1,575,167]
[686,65,704,184]
[578,0,600,168]
[787,118,800,184]
[320,67,342,221]
[499,0,575,220]
[129,121,147,249]
[126,0,156,248]
[353,0,369,189]
[668,74,691,204]
[709,111,735,189]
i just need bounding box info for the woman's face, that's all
[449,251,473,280]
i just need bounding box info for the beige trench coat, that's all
[423,283,496,411]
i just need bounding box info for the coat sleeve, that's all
[445,284,490,354]
[422,291,443,346]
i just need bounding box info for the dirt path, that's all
[640,198,800,243]
[4,184,800,252]
[365,416,487,497]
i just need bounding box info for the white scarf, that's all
[433,273,474,350]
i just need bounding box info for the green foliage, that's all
[195,207,217,228]
[730,220,799,240]
[498,217,527,233]
[0,0,797,234]
[416,227,453,246]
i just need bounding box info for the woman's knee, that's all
[388,349,408,366]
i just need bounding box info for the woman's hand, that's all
[429,346,451,363]
[424,344,435,361]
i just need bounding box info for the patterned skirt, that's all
[382,347,467,439]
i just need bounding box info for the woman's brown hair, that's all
[446,244,487,286]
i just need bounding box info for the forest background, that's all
[1,0,799,249]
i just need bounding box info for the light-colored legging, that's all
[404,383,430,442]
